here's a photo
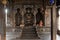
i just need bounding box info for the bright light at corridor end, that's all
[5,8,8,14]
[5,8,8,26]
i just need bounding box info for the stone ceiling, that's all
[8,0,43,5]
[0,0,49,6]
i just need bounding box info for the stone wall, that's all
[45,6,51,27]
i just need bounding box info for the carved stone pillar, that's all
[24,7,34,26]
[15,8,22,28]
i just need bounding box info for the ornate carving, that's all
[24,7,34,26]
[36,8,44,26]
[15,8,22,27]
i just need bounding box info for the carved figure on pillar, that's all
[24,7,34,26]
[15,8,22,28]
[36,8,44,27]
[21,7,39,39]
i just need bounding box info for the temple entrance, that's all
[20,7,39,39]
[6,4,51,40]
[14,5,42,39]
[0,0,56,40]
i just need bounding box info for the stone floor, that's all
[6,30,51,40]
[6,32,50,40]
[6,32,60,40]
[5,27,60,40]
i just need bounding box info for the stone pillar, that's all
[52,4,57,40]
